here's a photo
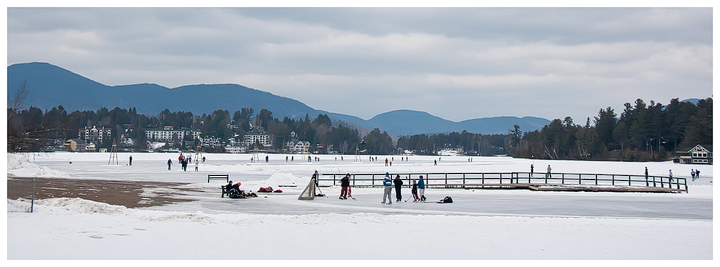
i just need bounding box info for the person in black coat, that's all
[393,175,403,202]
[340,173,350,199]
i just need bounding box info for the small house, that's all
[674,144,712,164]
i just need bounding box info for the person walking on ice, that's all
[167,159,172,170]
[382,172,393,204]
[530,164,534,176]
[546,165,552,179]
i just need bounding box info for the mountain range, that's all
[7,62,550,136]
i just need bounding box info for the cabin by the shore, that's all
[674,144,712,164]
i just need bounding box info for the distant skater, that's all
[546,165,552,179]
[129,155,133,166]
[530,164,534,176]
[393,174,403,202]
[167,159,172,170]
[669,169,673,182]
[194,158,199,172]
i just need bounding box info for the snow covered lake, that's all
[6,152,714,260]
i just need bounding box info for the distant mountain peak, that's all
[7,62,550,135]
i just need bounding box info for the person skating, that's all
[393,174,403,202]
[167,159,172,170]
[340,173,350,199]
[129,155,133,166]
[313,170,320,187]
[418,175,426,202]
[382,172,392,204]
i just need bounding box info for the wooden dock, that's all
[318,172,688,193]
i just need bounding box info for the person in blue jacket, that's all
[382,172,393,204]
[418,175,426,202]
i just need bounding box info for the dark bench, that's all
[221,185,231,198]
[208,174,229,183]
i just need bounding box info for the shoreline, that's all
[7,176,200,208]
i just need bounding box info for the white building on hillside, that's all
[79,126,112,144]
[286,140,311,153]
[145,126,201,142]
[243,132,272,147]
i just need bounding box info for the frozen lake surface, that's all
[6,152,714,260]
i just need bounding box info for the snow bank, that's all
[34,198,129,215]
[6,153,70,178]
[259,172,307,186]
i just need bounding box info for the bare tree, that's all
[9,80,29,112]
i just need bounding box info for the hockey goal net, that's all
[297,177,316,200]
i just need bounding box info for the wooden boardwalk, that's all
[318,172,688,193]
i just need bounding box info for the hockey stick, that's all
[316,184,328,198]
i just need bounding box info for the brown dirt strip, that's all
[7,176,203,208]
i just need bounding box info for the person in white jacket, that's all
[382,172,393,204]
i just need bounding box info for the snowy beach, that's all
[6,152,714,260]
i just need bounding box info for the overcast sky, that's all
[6,7,713,123]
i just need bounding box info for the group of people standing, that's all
[167,153,201,171]
[691,169,701,181]
[335,172,426,204]
[382,172,426,204]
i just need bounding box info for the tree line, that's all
[511,97,712,161]
[7,96,712,162]
[6,105,369,154]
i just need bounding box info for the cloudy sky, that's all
[6,6,713,122]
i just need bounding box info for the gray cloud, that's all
[7,7,713,122]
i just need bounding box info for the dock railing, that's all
[318,172,687,193]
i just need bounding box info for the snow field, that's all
[6,198,712,260]
[5,151,715,260]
